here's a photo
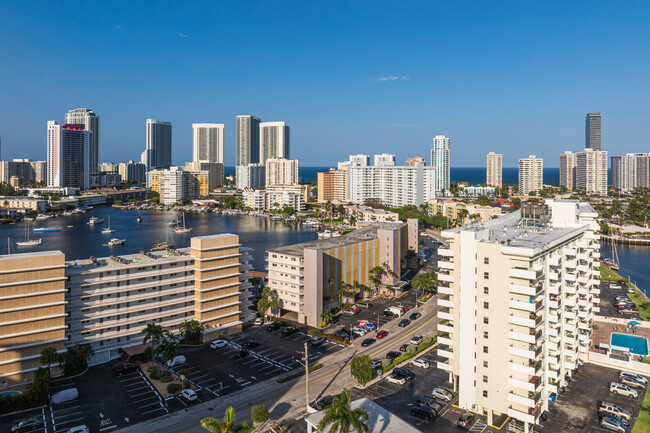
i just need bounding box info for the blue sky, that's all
[1,1,649,167]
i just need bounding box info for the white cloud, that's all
[377,75,410,82]
[178,32,189,38]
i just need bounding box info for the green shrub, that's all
[179,368,190,378]
[381,358,392,370]
[406,345,417,354]
[159,374,173,383]
[183,380,191,389]
[251,405,270,423]
[167,383,182,394]
[422,335,433,344]
[149,370,161,380]
[147,365,156,374]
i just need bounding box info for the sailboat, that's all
[611,241,620,271]
[102,216,115,234]
[174,212,193,233]
[16,221,41,246]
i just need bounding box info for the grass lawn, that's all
[600,265,625,282]
[632,390,650,433]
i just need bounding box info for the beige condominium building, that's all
[266,220,418,327]
[0,251,67,383]
[0,234,253,379]
[518,155,543,195]
[486,152,502,188]
[317,168,348,203]
[437,199,599,433]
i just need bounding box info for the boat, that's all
[168,221,176,226]
[101,216,115,234]
[67,225,74,228]
[611,242,620,271]
[271,215,284,221]
[24,217,35,221]
[136,215,143,223]
[317,230,334,238]
[33,227,61,232]
[88,216,104,225]
[174,213,193,233]
[106,238,125,247]
[16,221,41,246]
[35,214,51,220]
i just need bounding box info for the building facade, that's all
[611,153,650,191]
[518,155,543,195]
[0,159,47,186]
[486,152,502,188]
[428,199,502,224]
[118,160,147,183]
[259,121,290,164]
[149,167,210,204]
[317,168,348,203]
[47,121,90,190]
[431,135,451,193]
[65,108,99,174]
[575,149,608,196]
[438,200,600,432]
[373,154,395,167]
[585,112,601,151]
[405,157,426,167]
[343,205,399,224]
[186,161,224,191]
[236,115,261,166]
[141,119,172,170]
[265,158,299,186]
[348,165,436,208]
[559,151,576,191]
[192,123,225,164]
[236,164,265,190]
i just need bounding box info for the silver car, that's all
[609,382,638,398]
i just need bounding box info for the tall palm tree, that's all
[317,389,370,433]
[412,271,438,302]
[201,407,253,433]
[40,347,60,378]
[141,323,164,362]
[338,281,347,305]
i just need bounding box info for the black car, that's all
[336,330,351,340]
[361,338,375,347]
[416,396,442,412]
[234,350,249,359]
[399,343,409,352]
[241,341,260,349]
[312,395,334,411]
[266,322,283,332]
[393,367,414,380]
[383,311,397,319]
[398,319,411,327]
[282,327,299,337]
[11,417,44,433]
[410,405,436,421]
[330,315,340,324]
[409,312,421,320]
[385,351,401,360]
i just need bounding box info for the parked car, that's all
[359,320,376,330]
[282,327,298,337]
[351,307,362,313]
[618,280,628,286]
[599,402,631,421]
[167,355,187,367]
[113,362,140,376]
[234,350,249,359]
[393,367,414,380]
[398,319,411,327]
[266,322,283,332]
[385,351,401,360]
[376,330,388,339]
[371,359,383,370]
[397,304,409,312]
[311,337,326,347]
[457,413,475,427]
[625,286,635,294]
[410,334,423,345]
[410,405,436,421]
[598,412,630,426]
[352,325,369,334]
[357,302,373,309]
[11,417,44,433]
[385,374,406,385]
[311,395,334,411]
[181,389,198,401]
[610,382,639,398]
[432,387,453,402]
[330,315,340,324]
[62,426,89,433]
[600,417,627,432]
[610,284,622,290]
[210,339,228,349]
[254,317,264,326]
[342,309,357,316]
[51,388,79,405]
[241,341,260,349]
[416,396,442,413]
[361,338,375,347]
[399,344,409,352]
[409,312,421,320]
[615,296,630,302]
[410,358,430,369]
[383,310,397,319]
[336,330,351,340]
[620,370,648,386]
[619,374,646,389]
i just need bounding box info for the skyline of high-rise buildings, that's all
[192,123,225,164]
[431,135,450,193]
[518,155,543,195]
[575,148,608,196]
[559,151,576,190]
[47,121,90,190]
[64,108,99,175]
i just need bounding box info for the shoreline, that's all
[601,235,650,246]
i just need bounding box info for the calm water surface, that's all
[601,243,650,298]
[0,207,317,269]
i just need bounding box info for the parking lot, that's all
[598,281,642,319]
[540,363,647,432]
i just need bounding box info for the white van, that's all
[166,355,186,367]
[51,388,79,405]
[388,306,405,317]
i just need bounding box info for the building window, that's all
[483,302,489,309]
[483,287,489,295]
[483,375,488,383]
[483,361,488,368]
[483,272,489,280]
[483,346,488,354]
[483,390,488,398]
[483,331,488,339]
[484,257,489,265]
[483,317,489,324]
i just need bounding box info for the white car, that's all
[352,326,369,335]
[600,417,627,432]
[432,387,453,402]
[63,427,89,433]
[180,389,198,401]
[610,382,638,398]
[166,355,186,367]
[610,284,622,290]
[410,335,423,345]
[254,318,264,326]
[410,358,430,369]
[210,340,228,349]
[625,286,635,293]
[620,370,648,385]
[385,374,406,385]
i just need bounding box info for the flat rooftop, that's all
[344,205,398,215]
[66,247,192,274]
[268,222,405,257]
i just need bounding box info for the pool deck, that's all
[593,319,650,359]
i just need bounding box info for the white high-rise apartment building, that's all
[236,115,261,166]
[265,158,299,186]
[141,119,172,170]
[438,200,600,432]
[260,121,290,164]
[118,160,147,183]
[575,149,608,196]
[431,135,450,193]
[559,151,576,191]
[344,154,370,168]
[65,108,99,174]
[192,123,224,164]
[611,153,650,191]
[47,121,90,189]
[348,165,436,208]
[373,154,395,167]
[236,163,265,189]
[486,152,502,188]
[518,155,543,195]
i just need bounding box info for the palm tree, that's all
[368,266,384,295]
[158,331,178,378]
[457,209,469,225]
[321,310,333,324]
[338,281,347,305]
[201,407,253,433]
[40,347,60,378]
[317,389,370,433]
[141,323,164,362]
[353,280,360,298]
[178,319,205,344]
[412,271,438,303]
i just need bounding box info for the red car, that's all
[376,330,388,339]
[113,362,140,376]
[618,280,627,286]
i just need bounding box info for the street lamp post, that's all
[304,341,309,413]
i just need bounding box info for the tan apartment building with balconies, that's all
[437,200,599,433]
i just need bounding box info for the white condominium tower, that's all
[266,158,299,186]
[141,119,172,170]
[348,165,436,208]
[585,112,601,151]
[431,135,450,193]
[486,152,502,187]
[575,148,608,196]
[192,123,224,164]
[518,155,543,195]
[65,108,99,174]
[236,115,261,166]
[47,121,90,189]
[559,151,576,190]
[437,199,600,433]
[611,153,650,191]
[260,121,290,164]
[374,154,395,166]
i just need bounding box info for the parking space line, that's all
[119,375,142,383]
[141,407,166,415]
[133,395,158,404]
[138,401,163,409]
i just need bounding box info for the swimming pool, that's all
[611,332,649,356]
[0,391,21,398]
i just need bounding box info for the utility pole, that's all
[304,341,309,413]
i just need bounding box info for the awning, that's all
[599,344,610,350]
[122,344,147,357]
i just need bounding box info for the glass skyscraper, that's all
[585,112,601,151]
